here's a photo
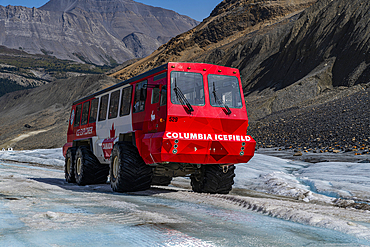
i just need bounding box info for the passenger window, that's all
[108,90,120,119]
[160,86,167,106]
[74,104,82,127]
[120,86,132,116]
[133,80,147,113]
[81,101,90,125]
[98,94,109,121]
[89,98,99,123]
[151,86,160,104]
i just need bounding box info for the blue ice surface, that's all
[0,161,63,173]
[1,193,368,247]
[1,158,369,246]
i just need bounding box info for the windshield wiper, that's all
[212,82,231,115]
[174,79,194,114]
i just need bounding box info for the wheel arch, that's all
[73,138,93,151]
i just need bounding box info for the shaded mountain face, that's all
[245,0,370,92]
[111,0,370,122]
[0,0,198,65]
[110,0,315,80]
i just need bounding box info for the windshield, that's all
[208,75,242,108]
[171,72,205,106]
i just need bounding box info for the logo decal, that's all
[102,137,116,159]
[151,110,155,121]
[76,127,93,136]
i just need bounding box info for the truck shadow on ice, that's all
[30,177,179,196]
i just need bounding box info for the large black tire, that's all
[74,146,109,185]
[110,142,152,192]
[65,147,77,183]
[151,176,172,186]
[191,165,235,194]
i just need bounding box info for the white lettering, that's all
[76,127,93,137]
[166,132,172,138]
[163,132,251,142]
[102,143,113,150]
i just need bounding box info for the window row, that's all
[74,86,132,127]
[73,78,168,128]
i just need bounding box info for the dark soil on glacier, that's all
[249,84,370,161]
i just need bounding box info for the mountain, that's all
[110,0,370,121]
[0,45,110,97]
[109,0,315,83]
[1,0,370,151]
[0,74,117,149]
[107,0,370,152]
[0,0,198,66]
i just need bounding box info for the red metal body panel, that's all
[139,62,255,165]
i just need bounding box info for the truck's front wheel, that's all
[191,165,235,194]
[110,142,152,192]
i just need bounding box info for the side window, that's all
[98,94,109,121]
[160,86,167,106]
[108,90,120,119]
[151,86,160,104]
[120,86,132,116]
[81,101,90,125]
[89,98,99,123]
[74,104,82,127]
[133,80,147,113]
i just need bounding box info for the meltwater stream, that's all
[0,161,369,246]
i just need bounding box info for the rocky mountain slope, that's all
[0,74,117,149]
[0,0,198,66]
[107,0,370,152]
[110,0,315,81]
[110,0,370,119]
[0,45,110,97]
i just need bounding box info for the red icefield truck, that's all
[63,62,256,194]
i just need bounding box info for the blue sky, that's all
[0,0,221,21]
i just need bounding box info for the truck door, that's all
[147,76,167,133]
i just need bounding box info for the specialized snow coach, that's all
[63,62,255,194]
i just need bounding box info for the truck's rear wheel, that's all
[110,142,153,192]
[151,176,172,186]
[65,147,76,183]
[74,146,109,185]
[191,165,235,194]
